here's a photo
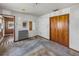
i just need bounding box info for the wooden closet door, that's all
[59,14,69,47]
[50,14,69,47]
[50,16,59,42]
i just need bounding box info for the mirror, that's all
[29,21,32,31]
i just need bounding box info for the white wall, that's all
[69,6,79,51]
[37,8,70,39]
[1,9,37,41]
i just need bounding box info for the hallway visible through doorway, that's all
[0,14,15,44]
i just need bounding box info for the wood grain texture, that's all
[50,14,69,47]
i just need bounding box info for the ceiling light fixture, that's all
[53,9,59,12]
[33,3,39,8]
[21,8,26,12]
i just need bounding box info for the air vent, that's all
[53,9,59,12]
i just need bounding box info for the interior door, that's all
[59,14,69,47]
[50,14,69,47]
[4,17,14,35]
[50,16,58,42]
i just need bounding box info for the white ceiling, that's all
[0,3,78,16]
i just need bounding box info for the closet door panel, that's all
[50,16,58,42]
[59,14,69,47]
[63,14,69,47]
[56,16,62,44]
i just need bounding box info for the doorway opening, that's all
[0,14,15,45]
